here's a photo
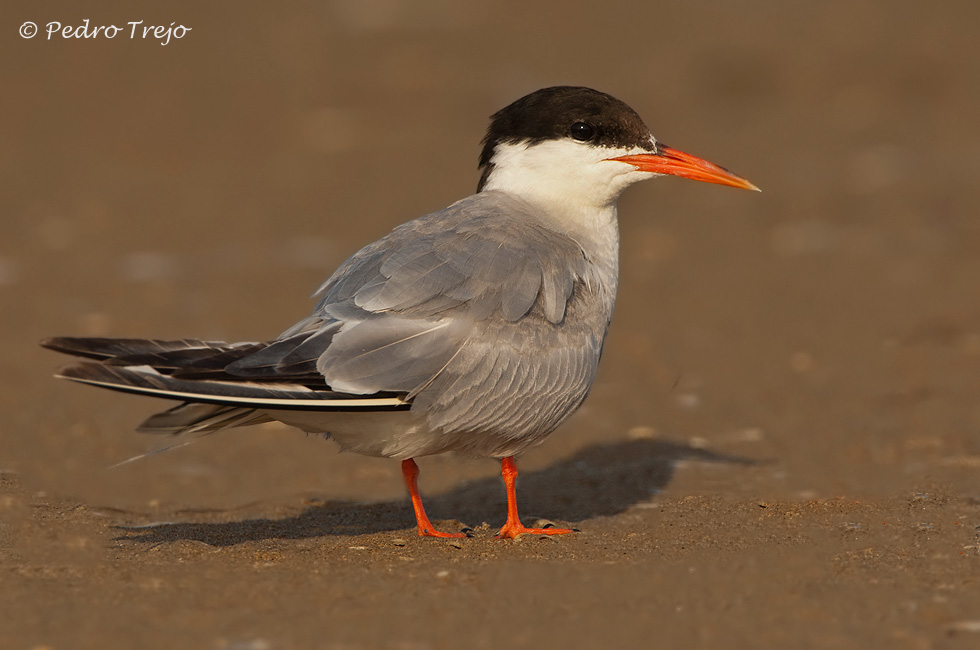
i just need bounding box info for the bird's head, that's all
[477,86,758,216]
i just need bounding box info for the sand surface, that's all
[3,1,980,648]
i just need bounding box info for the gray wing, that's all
[230,191,588,397]
[315,192,585,323]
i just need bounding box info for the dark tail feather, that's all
[40,337,262,366]
[54,361,336,403]
[138,403,272,435]
[39,336,325,381]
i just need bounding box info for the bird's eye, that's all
[569,122,595,141]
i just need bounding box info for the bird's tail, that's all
[40,337,273,436]
[41,336,410,437]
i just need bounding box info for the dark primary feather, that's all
[137,403,272,434]
[223,326,340,379]
[42,336,327,386]
[39,337,257,365]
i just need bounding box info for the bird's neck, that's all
[480,144,624,272]
[479,186,621,305]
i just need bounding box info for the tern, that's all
[43,86,758,539]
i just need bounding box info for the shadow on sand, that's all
[115,438,760,546]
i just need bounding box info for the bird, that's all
[42,86,758,539]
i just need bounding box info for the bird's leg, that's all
[401,459,466,538]
[495,456,573,539]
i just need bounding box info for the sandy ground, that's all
[2,0,980,648]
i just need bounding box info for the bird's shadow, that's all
[115,438,760,546]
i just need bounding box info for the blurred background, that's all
[2,0,979,511]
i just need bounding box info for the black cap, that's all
[478,87,656,190]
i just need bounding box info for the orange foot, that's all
[496,521,573,539]
[494,456,575,539]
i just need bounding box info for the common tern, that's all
[43,86,758,538]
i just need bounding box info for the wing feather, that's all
[239,191,589,398]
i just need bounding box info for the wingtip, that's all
[40,336,69,352]
[39,336,102,356]
[52,362,91,382]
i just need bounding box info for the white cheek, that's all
[482,139,654,210]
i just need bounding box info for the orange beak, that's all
[608,145,760,191]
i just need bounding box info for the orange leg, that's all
[401,459,466,538]
[495,456,574,539]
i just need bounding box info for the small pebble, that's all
[675,393,700,409]
[947,620,980,634]
[627,426,657,439]
[391,538,407,547]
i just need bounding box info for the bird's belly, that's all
[266,408,555,460]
